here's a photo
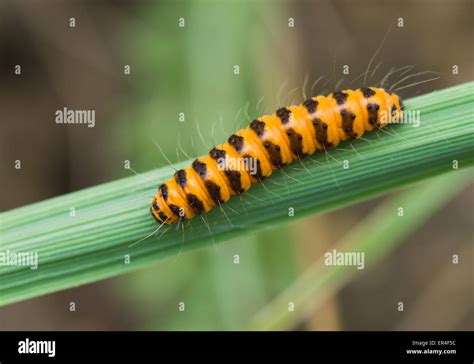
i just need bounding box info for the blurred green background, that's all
[0,0,472,330]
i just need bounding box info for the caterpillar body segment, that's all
[151,87,403,224]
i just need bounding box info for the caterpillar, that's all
[150,87,403,225]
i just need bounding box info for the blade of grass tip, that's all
[0,82,473,306]
[248,168,473,330]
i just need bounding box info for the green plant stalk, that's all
[1,82,473,306]
[248,168,473,330]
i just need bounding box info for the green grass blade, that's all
[0,81,473,306]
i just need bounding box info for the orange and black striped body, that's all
[150,87,403,224]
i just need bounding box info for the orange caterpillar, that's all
[151,87,403,224]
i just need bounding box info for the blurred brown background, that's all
[0,0,472,330]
